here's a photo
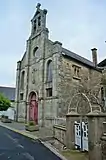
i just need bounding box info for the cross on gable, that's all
[36,3,41,9]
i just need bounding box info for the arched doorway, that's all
[28,92,38,124]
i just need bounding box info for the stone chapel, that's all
[15,3,106,127]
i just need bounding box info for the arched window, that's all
[47,60,52,82]
[33,47,38,57]
[21,71,25,90]
[38,16,41,26]
[33,47,40,59]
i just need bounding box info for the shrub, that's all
[0,93,11,111]
[29,121,35,126]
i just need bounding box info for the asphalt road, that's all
[0,126,61,160]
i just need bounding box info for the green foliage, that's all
[0,93,11,111]
[29,121,35,126]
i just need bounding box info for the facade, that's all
[15,3,105,127]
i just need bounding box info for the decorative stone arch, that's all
[68,93,91,115]
[46,58,52,64]
[27,90,38,102]
[28,91,38,124]
[68,92,101,115]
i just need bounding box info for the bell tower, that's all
[31,3,48,36]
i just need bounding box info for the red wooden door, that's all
[29,93,38,124]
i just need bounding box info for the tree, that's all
[0,93,11,111]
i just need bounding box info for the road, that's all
[0,126,61,160]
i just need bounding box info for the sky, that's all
[0,0,106,87]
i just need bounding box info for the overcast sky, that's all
[0,0,106,87]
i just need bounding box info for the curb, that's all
[40,141,68,160]
[0,123,67,160]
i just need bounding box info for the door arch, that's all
[28,91,38,124]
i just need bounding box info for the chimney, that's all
[91,48,97,67]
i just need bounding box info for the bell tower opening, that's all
[31,3,48,36]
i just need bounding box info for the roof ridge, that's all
[62,47,94,68]
[62,47,93,63]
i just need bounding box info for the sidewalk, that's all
[0,121,53,140]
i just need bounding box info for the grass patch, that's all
[61,150,88,160]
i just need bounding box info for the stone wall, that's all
[45,117,66,128]
[53,125,66,145]
[101,122,106,160]
[57,56,102,116]
[43,41,62,122]
[101,136,106,160]
[17,101,26,122]
[65,109,106,160]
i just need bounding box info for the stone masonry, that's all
[15,3,105,127]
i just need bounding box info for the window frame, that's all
[20,70,25,90]
[46,88,52,97]
[20,93,24,100]
[46,60,52,83]
[72,64,81,78]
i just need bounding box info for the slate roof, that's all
[0,86,15,101]
[98,58,106,67]
[62,48,94,68]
